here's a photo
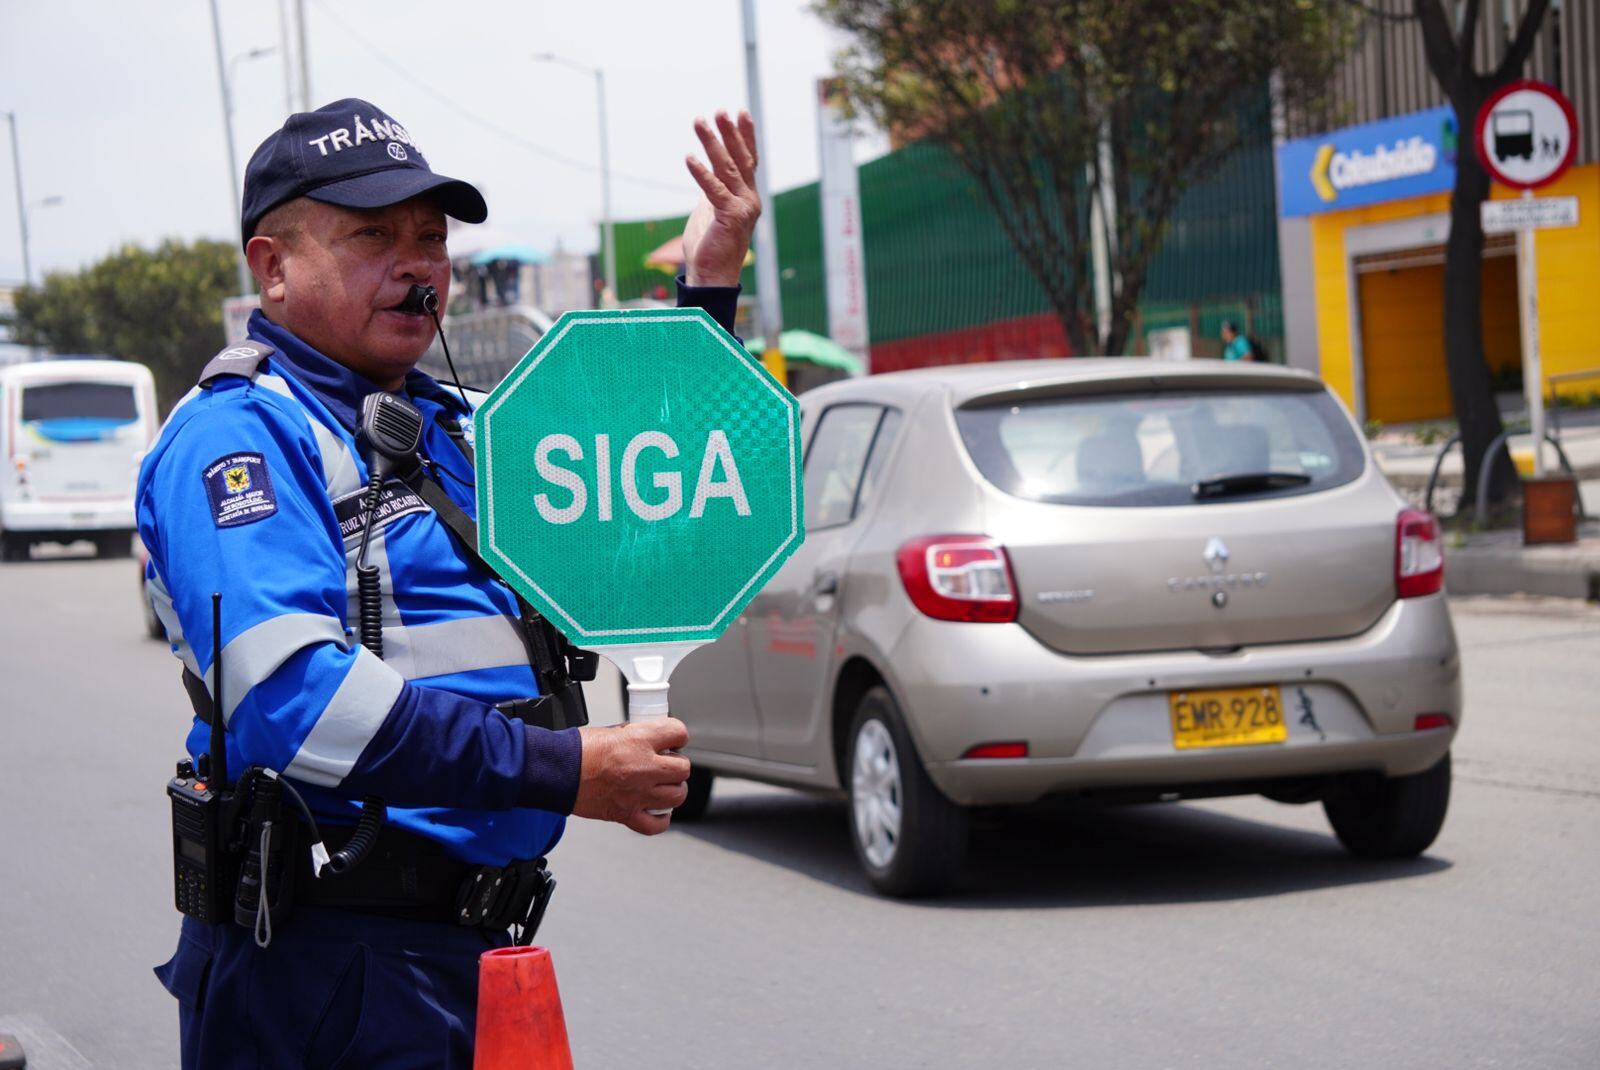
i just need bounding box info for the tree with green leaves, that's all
[814,0,1355,357]
[12,239,238,411]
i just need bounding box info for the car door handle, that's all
[814,571,839,595]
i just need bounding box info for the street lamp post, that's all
[229,47,279,117]
[19,195,64,288]
[532,53,615,306]
[4,111,32,287]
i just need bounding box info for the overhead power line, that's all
[308,1,685,196]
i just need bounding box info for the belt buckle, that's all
[456,865,509,927]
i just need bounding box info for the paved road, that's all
[2,555,1597,1068]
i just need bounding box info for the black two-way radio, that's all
[167,593,245,924]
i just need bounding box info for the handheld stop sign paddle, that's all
[473,308,804,770]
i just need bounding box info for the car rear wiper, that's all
[1192,471,1313,500]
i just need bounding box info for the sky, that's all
[0,0,886,285]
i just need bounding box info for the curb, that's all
[1381,461,1600,493]
[1444,528,1600,601]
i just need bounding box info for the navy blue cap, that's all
[240,98,487,246]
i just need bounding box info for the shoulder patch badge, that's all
[203,452,278,528]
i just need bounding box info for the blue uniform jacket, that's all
[138,283,738,866]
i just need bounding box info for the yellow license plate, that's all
[1169,685,1287,749]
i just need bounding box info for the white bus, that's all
[0,359,158,561]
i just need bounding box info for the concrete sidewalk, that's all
[1368,405,1600,600]
[1443,522,1600,600]
[1370,405,1600,498]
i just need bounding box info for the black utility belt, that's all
[294,822,555,941]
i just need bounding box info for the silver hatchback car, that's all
[668,359,1460,896]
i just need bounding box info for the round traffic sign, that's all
[474,308,803,647]
[1475,80,1578,190]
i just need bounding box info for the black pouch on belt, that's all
[294,824,558,942]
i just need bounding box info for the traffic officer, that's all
[141,97,763,1068]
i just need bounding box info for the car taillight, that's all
[1396,509,1444,598]
[896,535,1018,623]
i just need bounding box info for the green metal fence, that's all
[607,88,1283,358]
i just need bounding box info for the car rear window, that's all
[954,388,1366,507]
[21,382,138,422]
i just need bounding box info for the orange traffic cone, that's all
[474,946,574,1069]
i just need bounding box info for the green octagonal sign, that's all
[474,308,803,648]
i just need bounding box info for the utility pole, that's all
[296,0,312,110]
[532,54,615,306]
[278,0,297,115]
[4,111,30,287]
[208,0,254,297]
[596,68,615,305]
[740,0,783,355]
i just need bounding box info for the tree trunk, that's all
[1443,96,1518,511]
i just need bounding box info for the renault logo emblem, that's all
[1203,537,1230,573]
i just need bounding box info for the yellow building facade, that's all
[1310,163,1600,424]
[1280,104,1598,425]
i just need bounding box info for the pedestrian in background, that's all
[1220,319,1269,362]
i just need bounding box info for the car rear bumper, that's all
[886,593,1461,807]
[1,498,135,533]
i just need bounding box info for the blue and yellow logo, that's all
[224,465,251,494]
[1311,144,1337,202]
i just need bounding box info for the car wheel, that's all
[1,533,28,562]
[1323,752,1451,859]
[95,531,132,559]
[673,766,714,822]
[142,593,166,640]
[847,686,967,897]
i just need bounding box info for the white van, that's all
[0,359,159,560]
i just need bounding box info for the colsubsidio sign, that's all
[1278,105,1457,217]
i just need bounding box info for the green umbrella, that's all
[743,330,863,375]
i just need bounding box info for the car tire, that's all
[1323,752,1451,859]
[95,531,132,559]
[1,532,28,562]
[847,686,967,897]
[673,766,714,822]
[143,593,166,640]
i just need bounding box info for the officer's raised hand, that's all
[574,718,691,834]
[682,110,761,287]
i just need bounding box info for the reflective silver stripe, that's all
[147,569,200,678]
[256,373,362,498]
[283,646,404,788]
[382,614,530,681]
[218,612,349,724]
[155,386,203,441]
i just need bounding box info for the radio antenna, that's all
[210,591,229,789]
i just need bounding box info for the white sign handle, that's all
[604,641,705,815]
